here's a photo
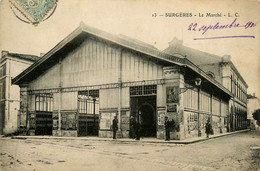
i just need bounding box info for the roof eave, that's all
[228,61,248,88]
[13,24,186,85]
[184,59,232,97]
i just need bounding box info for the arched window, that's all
[206,71,215,79]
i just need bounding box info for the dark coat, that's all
[135,122,140,132]
[130,118,136,128]
[205,122,212,134]
[112,118,118,131]
[135,122,141,136]
[165,120,171,129]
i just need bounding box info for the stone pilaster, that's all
[161,66,185,140]
[19,84,29,133]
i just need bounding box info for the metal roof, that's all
[12,22,232,97]
[163,39,248,87]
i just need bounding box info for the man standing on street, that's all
[165,116,171,141]
[205,119,212,138]
[130,116,136,139]
[135,119,140,140]
[112,116,118,139]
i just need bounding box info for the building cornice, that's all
[4,56,35,65]
[221,61,248,88]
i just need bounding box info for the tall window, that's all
[78,90,99,115]
[183,88,198,110]
[0,67,3,77]
[235,80,237,96]
[0,64,6,77]
[238,85,241,99]
[35,94,53,112]
[0,80,5,100]
[230,75,233,93]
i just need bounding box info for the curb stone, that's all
[10,129,250,144]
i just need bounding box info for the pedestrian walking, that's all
[165,116,170,141]
[205,119,212,138]
[112,116,118,139]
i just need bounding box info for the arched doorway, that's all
[130,95,157,138]
[138,103,156,137]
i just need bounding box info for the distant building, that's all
[13,23,232,139]
[0,51,39,134]
[247,94,260,130]
[164,37,248,132]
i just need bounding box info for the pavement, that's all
[1,130,259,171]
[10,129,250,144]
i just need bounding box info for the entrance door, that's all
[138,104,156,137]
[35,112,53,135]
[78,98,99,136]
[130,96,156,137]
[78,112,87,136]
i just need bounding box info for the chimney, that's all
[1,51,9,58]
[253,93,255,97]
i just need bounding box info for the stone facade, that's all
[0,51,38,135]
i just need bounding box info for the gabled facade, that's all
[0,51,39,134]
[13,23,232,139]
[164,37,248,132]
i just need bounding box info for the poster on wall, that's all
[100,113,111,130]
[166,86,179,103]
[167,104,178,112]
[158,111,165,125]
[100,112,117,130]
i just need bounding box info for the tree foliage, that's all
[252,109,260,126]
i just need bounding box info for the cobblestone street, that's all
[0,131,259,171]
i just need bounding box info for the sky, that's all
[0,0,259,97]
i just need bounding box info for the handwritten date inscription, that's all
[188,18,256,35]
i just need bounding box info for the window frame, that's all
[35,93,53,112]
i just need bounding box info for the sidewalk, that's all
[10,129,250,144]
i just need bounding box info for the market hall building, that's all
[13,23,234,140]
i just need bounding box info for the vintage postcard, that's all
[0,0,259,170]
